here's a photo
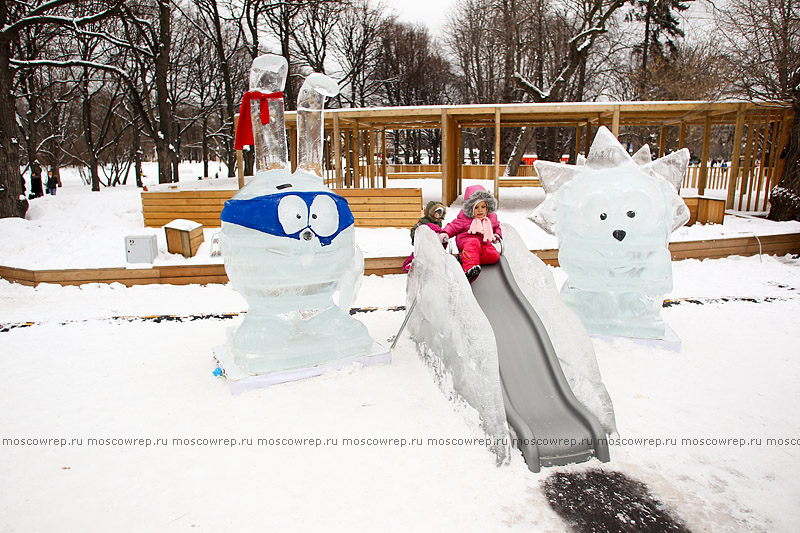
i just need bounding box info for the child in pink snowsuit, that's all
[440,185,501,282]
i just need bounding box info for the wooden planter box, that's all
[683,196,726,226]
[165,219,204,258]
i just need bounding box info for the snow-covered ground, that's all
[1,164,800,531]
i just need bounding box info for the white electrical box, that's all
[125,235,158,264]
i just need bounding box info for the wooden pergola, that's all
[283,101,794,209]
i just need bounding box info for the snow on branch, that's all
[1,2,124,37]
[513,72,550,102]
[9,58,130,82]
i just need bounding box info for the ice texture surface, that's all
[297,73,339,176]
[220,57,372,375]
[500,224,617,435]
[530,126,689,338]
[407,226,511,464]
[250,55,289,172]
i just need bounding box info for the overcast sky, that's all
[384,0,454,34]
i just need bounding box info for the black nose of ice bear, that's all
[613,229,626,242]
[302,229,313,241]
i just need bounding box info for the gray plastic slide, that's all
[471,255,610,472]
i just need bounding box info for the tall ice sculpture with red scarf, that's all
[215,54,380,385]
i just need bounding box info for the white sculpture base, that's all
[213,343,391,395]
[590,324,682,352]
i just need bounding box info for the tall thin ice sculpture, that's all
[219,55,373,375]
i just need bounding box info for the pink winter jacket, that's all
[443,211,502,251]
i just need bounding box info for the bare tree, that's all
[293,1,347,74]
[332,0,388,107]
[185,0,246,177]
[718,0,800,220]
[506,0,627,173]
[1,0,122,218]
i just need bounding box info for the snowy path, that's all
[2,254,800,531]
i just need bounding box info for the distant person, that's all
[403,201,447,272]
[440,185,502,282]
[410,201,446,244]
[46,168,58,195]
[30,161,44,198]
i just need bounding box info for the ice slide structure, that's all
[407,224,616,471]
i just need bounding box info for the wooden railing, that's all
[3,233,798,286]
[141,188,422,229]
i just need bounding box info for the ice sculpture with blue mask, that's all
[529,126,690,339]
[219,55,373,375]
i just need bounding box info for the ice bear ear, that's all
[631,144,652,165]
[533,160,582,195]
[585,126,633,169]
[670,194,691,232]
[528,197,557,235]
[643,148,690,191]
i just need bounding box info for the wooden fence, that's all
[3,233,797,287]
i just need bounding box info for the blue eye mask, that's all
[221,191,355,246]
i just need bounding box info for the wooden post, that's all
[333,114,342,188]
[233,114,244,189]
[726,105,746,209]
[381,127,388,188]
[344,129,352,187]
[611,106,620,137]
[289,126,297,173]
[353,124,361,188]
[494,107,501,202]
[456,124,463,198]
[678,122,687,149]
[575,125,582,160]
[584,121,592,156]
[749,116,769,211]
[368,126,376,188]
[698,113,712,195]
[441,109,458,205]
[739,116,757,209]
[755,116,776,211]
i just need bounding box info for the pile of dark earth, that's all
[542,469,691,532]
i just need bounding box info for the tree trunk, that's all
[133,118,143,187]
[504,127,536,177]
[0,33,27,218]
[82,74,101,192]
[640,0,654,98]
[202,116,209,179]
[154,0,173,184]
[768,107,800,221]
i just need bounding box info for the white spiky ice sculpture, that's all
[219,55,373,377]
[529,126,690,339]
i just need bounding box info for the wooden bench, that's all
[682,196,726,226]
[498,178,542,188]
[332,188,422,228]
[142,190,232,228]
[142,188,422,229]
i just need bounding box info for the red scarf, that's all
[234,91,284,150]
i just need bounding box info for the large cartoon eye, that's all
[600,213,608,221]
[309,195,339,237]
[627,210,636,218]
[278,195,308,235]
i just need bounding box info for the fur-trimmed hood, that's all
[463,185,497,218]
[423,200,446,220]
